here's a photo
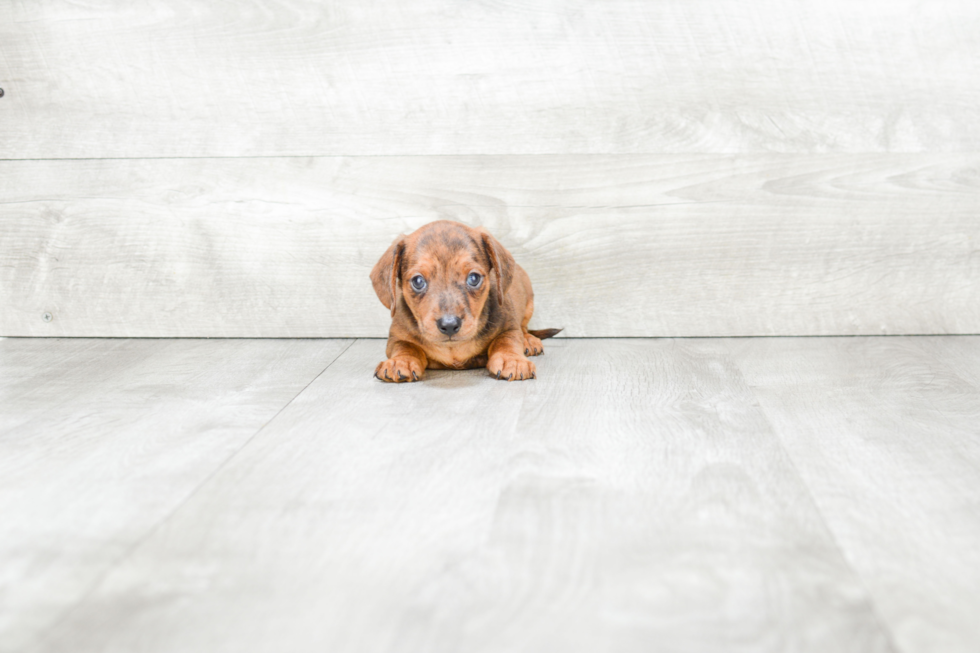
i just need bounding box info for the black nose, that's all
[436,315,462,336]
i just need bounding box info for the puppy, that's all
[370,220,561,382]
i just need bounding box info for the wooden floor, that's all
[2,336,979,653]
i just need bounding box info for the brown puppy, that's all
[371,220,561,382]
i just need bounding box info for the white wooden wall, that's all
[1,0,978,337]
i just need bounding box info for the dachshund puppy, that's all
[371,220,561,382]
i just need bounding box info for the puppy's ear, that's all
[370,236,406,317]
[479,230,515,306]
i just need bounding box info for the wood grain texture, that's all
[0,337,352,653]
[729,336,980,653]
[31,339,894,653]
[2,154,979,337]
[0,0,977,157]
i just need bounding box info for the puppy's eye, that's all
[410,275,427,292]
[467,272,483,288]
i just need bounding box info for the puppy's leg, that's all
[519,296,544,356]
[487,329,536,381]
[375,340,427,383]
[523,333,544,356]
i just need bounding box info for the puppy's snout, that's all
[436,315,462,336]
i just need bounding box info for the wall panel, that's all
[2,155,977,337]
[0,0,977,157]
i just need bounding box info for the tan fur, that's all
[370,221,561,382]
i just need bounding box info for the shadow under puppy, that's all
[371,220,561,382]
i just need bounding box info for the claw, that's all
[384,369,390,380]
[519,373,524,380]
[507,373,513,381]
[495,370,501,379]
[525,349,529,355]
[531,372,536,379]
[412,370,418,381]
[397,370,405,381]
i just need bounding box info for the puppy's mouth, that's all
[428,330,473,344]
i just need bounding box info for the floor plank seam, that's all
[739,380,906,653]
[27,338,357,653]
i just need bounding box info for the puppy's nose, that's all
[436,315,462,336]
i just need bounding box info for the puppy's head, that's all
[370,221,514,343]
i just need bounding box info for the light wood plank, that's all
[729,337,980,653]
[0,0,977,157]
[34,339,894,653]
[912,337,980,390]
[2,154,978,337]
[0,337,352,653]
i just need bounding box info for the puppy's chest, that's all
[426,341,488,369]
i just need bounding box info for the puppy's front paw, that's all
[488,353,536,381]
[375,357,424,383]
[523,333,544,356]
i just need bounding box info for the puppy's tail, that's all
[528,328,563,340]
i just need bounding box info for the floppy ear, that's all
[370,236,406,317]
[479,230,515,306]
